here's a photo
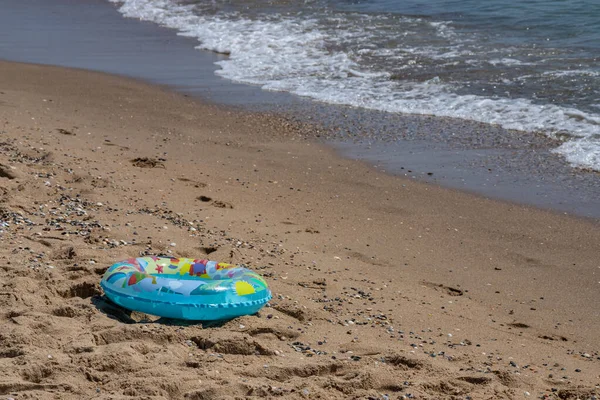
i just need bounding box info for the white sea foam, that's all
[542,69,600,78]
[488,58,533,66]
[555,137,600,170]
[429,21,458,38]
[109,0,600,171]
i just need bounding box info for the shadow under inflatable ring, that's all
[100,256,272,321]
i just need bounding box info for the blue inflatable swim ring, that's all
[100,256,271,320]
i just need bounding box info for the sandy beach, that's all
[1,61,599,399]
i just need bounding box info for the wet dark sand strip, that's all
[1,0,599,219]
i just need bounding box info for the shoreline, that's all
[1,60,599,399]
[1,0,599,220]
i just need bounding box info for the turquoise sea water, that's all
[339,0,600,49]
[110,0,600,170]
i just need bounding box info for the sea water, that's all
[108,0,600,171]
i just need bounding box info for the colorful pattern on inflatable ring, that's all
[100,256,271,320]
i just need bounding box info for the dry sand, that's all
[0,61,599,399]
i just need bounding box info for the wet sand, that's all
[2,0,600,220]
[0,61,599,399]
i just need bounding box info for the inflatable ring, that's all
[100,256,271,320]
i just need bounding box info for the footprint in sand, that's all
[56,128,75,135]
[0,163,18,179]
[177,177,207,188]
[196,195,233,209]
[421,280,464,296]
[130,157,165,168]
